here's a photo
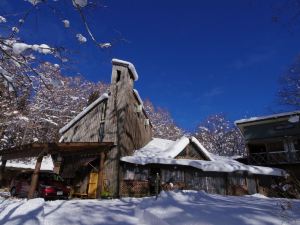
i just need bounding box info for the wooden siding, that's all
[60,62,153,197]
[62,100,107,142]
[119,163,286,197]
[176,143,208,160]
[121,91,153,156]
[103,64,152,197]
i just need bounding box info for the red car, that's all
[10,171,70,200]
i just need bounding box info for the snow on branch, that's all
[76,34,87,43]
[0,16,7,23]
[12,43,53,55]
[72,0,88,8]
[62,20,70,28]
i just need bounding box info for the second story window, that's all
[116,70,121,83]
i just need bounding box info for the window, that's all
[248,143,266,154]
[268,142,284,152]
[161,169,184,183]
[116,70,121,82]
[123,167,149,181]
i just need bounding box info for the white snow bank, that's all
[59,93,109,134]
[248,193,269,198]
[0,198,45,225]
[1,191,300,225]
[112,58,139,81]
[136,190,300,225]
[5,155,54,170]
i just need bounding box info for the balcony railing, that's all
[249,150,300,165]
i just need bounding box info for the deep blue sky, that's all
[1,0,300,131]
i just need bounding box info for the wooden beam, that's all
[0,160,7,188]
[28,155,43,199]
[0,142,113,161]
[96,152,106,198]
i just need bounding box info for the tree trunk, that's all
[0,160,7,188]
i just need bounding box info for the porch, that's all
[249,150,300,165]
[0,142,113,199]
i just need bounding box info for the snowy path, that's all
[0,191,300,225]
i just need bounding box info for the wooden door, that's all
[88,172,98,198]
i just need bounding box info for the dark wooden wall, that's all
[176,143,208,160]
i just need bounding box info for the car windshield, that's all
[39,172,64,183]
[52,173,64,182]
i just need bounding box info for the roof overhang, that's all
[0,142,114,160]
[235,111,300,136]
[235,111,300,127]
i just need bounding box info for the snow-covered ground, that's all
[0,191,300,225]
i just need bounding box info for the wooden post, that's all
[255,177,259,194]
[0,160,7,188]
[96,152,106,198]
[28,155,43,199]
[225,174,229,195]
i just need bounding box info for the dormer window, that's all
[135,104,143,113]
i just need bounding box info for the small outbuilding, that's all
[120,136,286,197]
[235,111,300,179]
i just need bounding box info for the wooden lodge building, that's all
[235,111,300,180]
[0,59,287,199]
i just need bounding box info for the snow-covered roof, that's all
[59,93,109,134]
[133,89,143,105]
[4,155,54,171]
[112,58,139,81]
[132,136,213,161]
[235,110,300,125]
[121,156,286,177]
[121,136,286,176]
